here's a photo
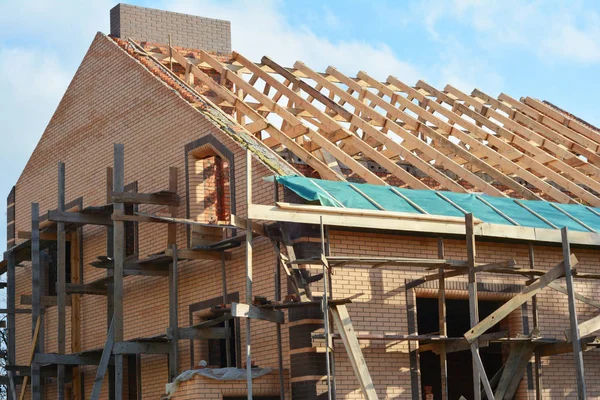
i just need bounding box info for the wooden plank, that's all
[566,314,600,341]
[18,316,41,400]
[34,353,103,366]
[471,347,494,400]
[177,327,228,340]
[65,283,108,296]
[465,254,577,343]
[537,336,598,357]
[230,302,284,324]
[111,191,179,206]
[548,282,600,308]
[494,337,537,399]
[164,247,230,261]
[406,259,517,290]
[90,316,115,400]
[230,214,266,237]
[331,304,379,400]
[276,202,479,224]
[47,210,113,226]
[418,331,508,354]
[112,341,171,355]
[21,295,72,307]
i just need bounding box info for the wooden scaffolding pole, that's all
[321,217,332,400]
[168,166,179,381]
[561,227,587,399]
[7,250,16,400]
[466,214,480,400]
[105,166,115,400]
[273,180,285,400]
[245,150,253,400]
[113,144,125,400]
[437,238,448,400]
[221,252,232,367]
[57,162,66,399]
[529,243,543,400]
[31,202,42,400]
[168,245,179,381]
[465,214,494,400]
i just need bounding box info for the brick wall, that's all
[110,3,231,54]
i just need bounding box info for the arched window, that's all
[188,146,231,224]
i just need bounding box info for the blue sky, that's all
[1,0,600,247]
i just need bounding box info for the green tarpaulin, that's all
[276,176,600,233]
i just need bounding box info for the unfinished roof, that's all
[110,36,600,207]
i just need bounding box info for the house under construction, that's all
[4,4,600,399]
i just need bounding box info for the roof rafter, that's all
[404,81,599,204]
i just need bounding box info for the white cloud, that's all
[414,0,600,64]
[163,0,420,81]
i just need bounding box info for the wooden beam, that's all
[465,214,482,400]
[56,162,66,399]
[47,210,113,226]
[566,314,600,342]
[90,316,115,400]
[223,51,387,185]
[113,143,125,400]
[561,227,587,399]
[548,282,600,308]
[21,295,72,307]
[330,304,379,400]
[245,150,254,400]
[18,316,41,400]
[168,46,343,182]
[437,238,448,400]
[164,247,230,261]
[494,338,537,399]
[168,167,178,246]
[400,78,575,203]
[34,353,103,366]
[230,302,284,324]
[111,191,179,206]
[442,85,600,204]
[65,283,108,296]
[168,245,179,381]
[112,341,171,355]
[464,254,577,343]
[177,327,228,340]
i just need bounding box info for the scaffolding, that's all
[2,144,600,400]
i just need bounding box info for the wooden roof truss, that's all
[159,46,600,205]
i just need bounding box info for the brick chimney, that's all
[110,3,231,54]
